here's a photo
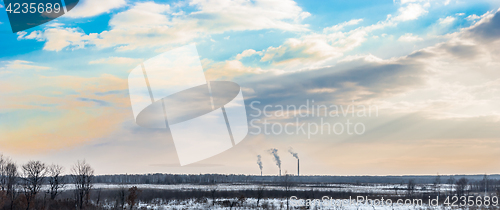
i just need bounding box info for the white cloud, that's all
[298,11,311,21]
[260,35,344,68]
[65,0,127,18]
[398,33,423,42]
[235,49,261,60]
[323,19,363,33]
[17,31,44,41]
[25,0,431,54]
[398,0,428,5]
[241,0,431,71]
[89,57,143,65]
[89,2,191,51]
[253,28,372,71]
[393,3,428,21]
[43,28,97,51]
[400,0,418,4]
[204,59,264,81]
[307,88,337,93]
[46,22,64,27]
[438,16,456,25]
[189,0,309,32]
[16,32,27,39]
[377,13,500,118]
[0,60,50,71]
[17,26,96,51]
[338,54,384,63]
[252,2,428,70]
[108,2,170,29]
[253,10,500,122]
[35,0,310,51]
[466,14,480,21]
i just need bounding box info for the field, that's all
[53,182,498,210]
[3,172,499,209]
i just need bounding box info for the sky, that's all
[0,0,500,176]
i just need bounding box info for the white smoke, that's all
[268,148,281,169]
[257,155,263,171]
[288,147,299,159]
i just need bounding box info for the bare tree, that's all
[95,188,102,207]
[256,185,265,208]
[282,172,292,210]
[447,176,455,196]
[210,185,218,206]
[127,186,142,210]
[483,174,488,194]
[117,186,127,209]
[5,161,18,210]
[0,154,12,192]
[0,190,5,209]
[47,164,65,200]
[456,178,468,197]
[0,155,15,210]
[406,179,416,198]
[433,173,441,196]
[228,195,246,210]
[0,155,6,209]
[72,160,94,209]
[21,160,47,210]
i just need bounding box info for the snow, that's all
[53,183,455,194]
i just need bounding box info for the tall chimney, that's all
[297,159,300,176]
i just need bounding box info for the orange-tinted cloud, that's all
[0,72,131,153]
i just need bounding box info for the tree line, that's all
[91,173,500,186]
[0,154,93,210]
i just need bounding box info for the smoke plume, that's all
[268,148,281,169]
[288,147,299,159]
[257,155,263,171]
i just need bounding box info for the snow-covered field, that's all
[57,183,453,194]
[52,183,491,209]
[109,198,481,210]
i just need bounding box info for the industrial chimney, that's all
[288,147,299,176]
[268,148,281,177]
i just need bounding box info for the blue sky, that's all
[0,0,500,175]
[0,0,497,72]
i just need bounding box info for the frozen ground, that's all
[49,183,484,209]
[53,183,454,194]
[111,198,481,210]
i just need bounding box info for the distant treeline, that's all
[89,173,500,185]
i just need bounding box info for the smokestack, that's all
[288,148,299,176]
[268,148,281,176]
[257,155,263,176]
